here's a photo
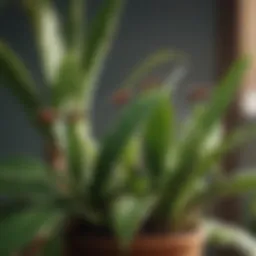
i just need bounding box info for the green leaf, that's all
[184,124,256,209]
[0,42,41,116]
[52,0,86,110]
[143,94,173,188]
[170,125,224,218]
[82,0,126,108]
[191,170,256,209]
[0,201,27,221]
[0,157,48,179]
[111,196,155,248]
[215,171,256,197]
[156,57,249,219]
[52,53,82,110]
[179,57,249,171]
[90,91,164,203]
[0,42,51,137]
[0,157,54,199]
[24,0,65,84]
[63,117,96,195]
[183,56,248,159]
[199,57,249,131]
[42,214,65,256]
[120,133,142,171]
[204,219,256,255]
[0,207,62,255]
[65,119,87,190]
[120,50,187,90]
[65,0,85,57]
[43,234,62,256]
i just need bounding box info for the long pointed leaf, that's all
[90,91,164,203]
[208,171,256,200]
[222,171,256,195]
[120,133,142,171]
[0,207,62,255]
[204,219,256,256]
[191,170,256,209]
[42,214,65,256]
[111,196,155,248]
[177,123,256,213]
[0,157,48,180]
[143,94,173,188]
[0,42,40,115]
[156,57,249,219]
[82,0,126,108]
[120,50,187,90]
[24,0,65,84]
[65,119,88,191]
[65,0,85,56]
[52,53,82,110]
[0,42,51,136]
[43,234,62,256]
[52,0,85,110]
[0,157,54,199]
[178,57,249,172]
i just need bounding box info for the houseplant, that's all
[1,0,256,255]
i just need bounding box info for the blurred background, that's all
[1,1,256,255]
[0,0,215,156]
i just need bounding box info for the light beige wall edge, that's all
[238,0,256,116]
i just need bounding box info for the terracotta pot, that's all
[17,228,204,256]
[66,229,205,256]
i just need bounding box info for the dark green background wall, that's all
[0,0,215,158]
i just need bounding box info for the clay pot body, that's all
[19,226,204,256]
[66,229,205,256]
